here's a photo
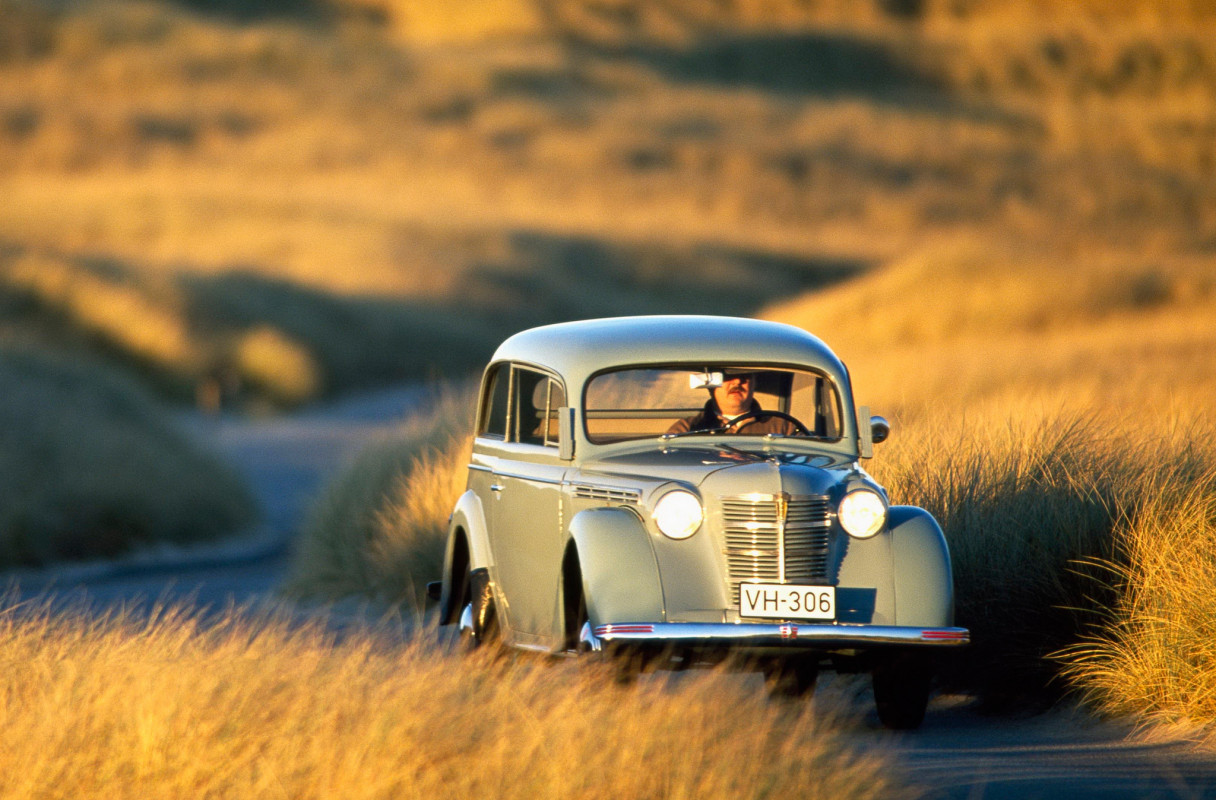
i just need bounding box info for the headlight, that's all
[653,490,703,540]
[838,489,887,539]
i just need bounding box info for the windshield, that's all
[583,366,843,444]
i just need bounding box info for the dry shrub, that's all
[2,251,200,376]
[0,345,256,565]
[0,601,904,800]
[286,386,476,603]
[865,396,1216,709]
[365,433,472,600]
[234,325,322,406]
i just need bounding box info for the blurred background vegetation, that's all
[5,0,1212,411]
[3,0,1216,724]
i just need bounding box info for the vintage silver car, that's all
[435,315,968,728]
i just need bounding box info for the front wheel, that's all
[872,652,931,730]
[457,566,499,651]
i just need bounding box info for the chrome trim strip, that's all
[467,464,493,473]
[592,622,970,646]
[492,471,565,486]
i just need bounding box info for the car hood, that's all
[579,444,858,496]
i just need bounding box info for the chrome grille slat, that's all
[721,494,832,604]
[573,485,640,505]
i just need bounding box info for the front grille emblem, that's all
[776,492,789,579]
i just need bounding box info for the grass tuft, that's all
[1058,469,1216,727]
[285,385,475,604]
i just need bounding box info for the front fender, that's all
[889,506,955,627]
[569,507,665,625]
[440,490,492,624]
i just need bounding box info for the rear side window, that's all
[478,364,510,439]
[478,363,566,448]
[513,368,549,445]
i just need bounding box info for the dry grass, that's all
[0,600,903,800]
[761,241,1216,710]
[870,412,1214,705]
[1059,471,1216,727]
[285,386,475,603]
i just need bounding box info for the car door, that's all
[485,365,568,643]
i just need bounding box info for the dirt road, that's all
[10,386,1216,799]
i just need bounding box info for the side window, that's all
[478,364,509,439]
[513,368,549,446]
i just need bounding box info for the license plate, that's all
[739,583,835,620]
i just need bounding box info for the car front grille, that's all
[720,494,833,604]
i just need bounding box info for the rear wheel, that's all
[872,652,931,730]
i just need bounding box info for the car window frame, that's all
[476,360,568,451]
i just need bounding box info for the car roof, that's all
[491,316,849,388]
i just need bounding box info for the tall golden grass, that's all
[871,412,1214,704]
[0,600,902,799]
[1059,471,1216,728]
[285,386,475,603]
[763,247,1216,711]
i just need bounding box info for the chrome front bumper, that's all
[580,621,970,651]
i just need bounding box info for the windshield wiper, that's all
[715,443,766,462]
[658,433,766,462]
[660,427,730,440]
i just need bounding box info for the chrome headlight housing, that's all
[838,489,887,539]
[652,489,703,540]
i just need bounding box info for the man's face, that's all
[713,373,754,417]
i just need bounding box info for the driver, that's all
[667,371,799,435]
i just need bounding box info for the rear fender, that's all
[568,507,664,625]
[440,490,491,624]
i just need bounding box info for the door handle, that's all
[490,484,505,493]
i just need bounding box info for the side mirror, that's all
[870,415,890,445]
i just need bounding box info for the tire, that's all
[764,656,819,699]
[457,566,499,651]
[872,652,931,730]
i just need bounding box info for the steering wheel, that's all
[716,409,811,437]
